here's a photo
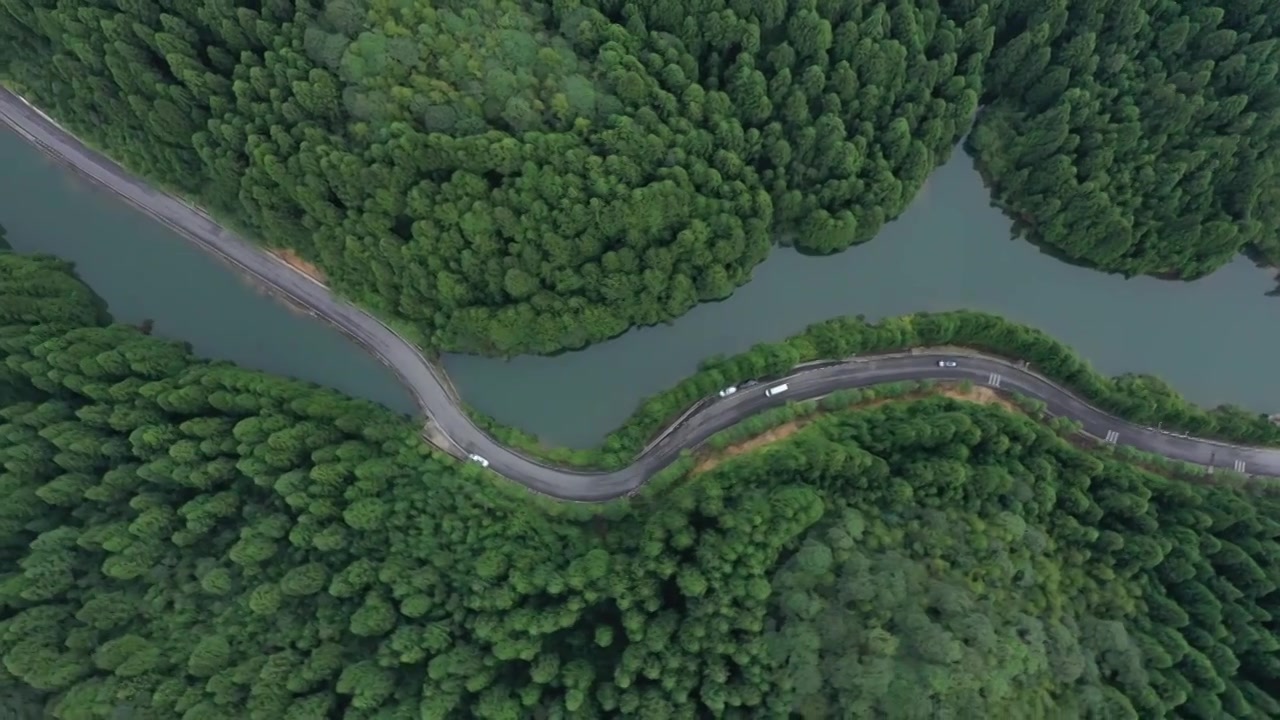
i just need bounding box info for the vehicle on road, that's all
[718,386,738,397]
[13,89,1280,502]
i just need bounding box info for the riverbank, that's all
[11,81,1280,452]
[0,86,457,427]
[469,309,1280,473]
[691,383,1016,474]
[9,85,1280,500]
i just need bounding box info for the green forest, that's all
[3,246,1280,718]
[3,0,1276,353]
[484,308,1280,471]
[969,0,1280,278]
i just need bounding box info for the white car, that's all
[467,453,490,468]
[938,360,957,368]
[718,386,738,397]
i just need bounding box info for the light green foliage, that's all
[770,505,1082,718]
[0,250,824,717]
[754,400,1280,718]
[574,310,1280,470]
[1,250,1279,718]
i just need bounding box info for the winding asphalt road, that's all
[3,88,1278,501]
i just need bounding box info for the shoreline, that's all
[2,87,1279,500]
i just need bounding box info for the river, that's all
[3,127,1278,448]
[0,127,416,417]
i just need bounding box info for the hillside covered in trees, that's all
[970,0,1280,277]
[2,248,1279,718]
[3,0,1275,353]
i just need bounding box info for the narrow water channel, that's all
[4,124,1278,449]
[0,127,416,417]
[444,152,1280,447]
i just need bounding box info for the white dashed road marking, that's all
[988,373,1002,387]
[1105,430,1119,443]
[1234,460,1247,473]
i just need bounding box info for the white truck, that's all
[765,383,789,397]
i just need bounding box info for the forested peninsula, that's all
[2,244,1280,718]
[3,0,1276,354]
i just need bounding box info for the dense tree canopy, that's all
[0,0,992,354]
[2,248,1279,718]
[970,0,1280,277]
[4,1,1276,352]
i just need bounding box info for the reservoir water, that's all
[0,127,416,417]
[4,126,1278,448]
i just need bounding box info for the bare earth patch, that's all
[935,384,1019,412]
[422,419,458,454]
[693,420,814,474]
[269,248,327,285]
[693,383,1020,474]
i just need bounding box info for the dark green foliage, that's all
[970,0,1280,276]
[6,0,1276,351]
[0,250,822,718]
[1,0,987,354]
[0,252,106,330]
[758,400,1280,718]
[499,310,1280,471]
[1,249,1279,717]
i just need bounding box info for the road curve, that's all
[4,88,1278,501]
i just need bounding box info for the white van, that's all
[765,383,789,397]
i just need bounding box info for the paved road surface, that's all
[4,88,1277,501]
